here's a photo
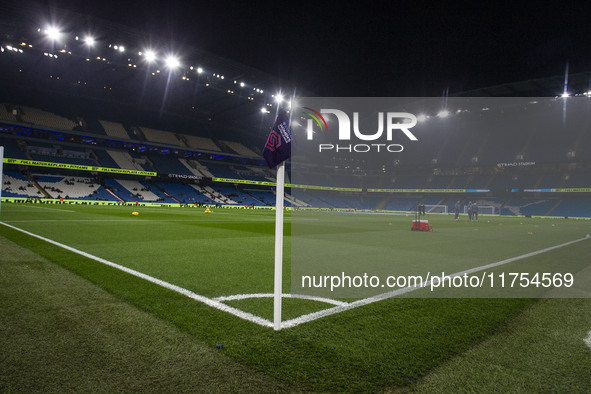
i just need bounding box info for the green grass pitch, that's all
[1,202,590,391]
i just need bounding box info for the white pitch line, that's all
[585,330,591,350]
[213,293,348,307]
[281,235,591,329]
[0,221,274,329]
[11,205,77,213]
[2,220,589,331]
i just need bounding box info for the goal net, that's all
[425,204,448,214]
[464,205,495,215]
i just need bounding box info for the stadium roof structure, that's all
[0,0,301,142]
[456,71,591,98]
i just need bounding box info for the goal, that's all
[464,205,495,215]
[424,204,448,214]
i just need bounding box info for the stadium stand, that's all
[154,182,211,204]
[204,162,239,178]
[19,106,77,131]
[181,134,221,151]
[139,126,182,146]
[149,155,194,176]
[107,150,146,171]
[550,198,591,217]
[99,120,132,140]
[110,179,160,201]
[0,103,16,122]
[500,198,557,216]
[2,172,43,198]
[177,158,209,178]
[220,140,259,157]
[36,175,102,199]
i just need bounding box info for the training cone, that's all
[132,211,139,216]
[205,208,211,214]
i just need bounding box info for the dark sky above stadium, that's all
[43,1,591,96]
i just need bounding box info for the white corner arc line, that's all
[0,221,273,328]
[281,236,591,329]
[213,293,348,307]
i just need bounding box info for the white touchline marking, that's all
[2,220,589,330]
[0,221,274,329]
[585,330,591,350]
[213,293,348,307]
[3,217,275,223]
[11,205,77,213]
[281,236,591,329]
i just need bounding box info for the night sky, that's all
[36,1,591,96]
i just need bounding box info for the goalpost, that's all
[464,205,495,215]
[424,204,448,214]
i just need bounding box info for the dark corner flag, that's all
[263,107,292,169]
[263,107,292,331]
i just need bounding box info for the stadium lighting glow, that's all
[144,50,157,63]
[165,55,180,69]
[118,45,125,52]
[45,26,62,42]
[561,92,569,98]
[83,36,96,47]
[275,94,284,104]
[417,114,428,122]
[240,82,245,87]
[261,107,268,113]
[437,110,450,118]
[196,67,203,74]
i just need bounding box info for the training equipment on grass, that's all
[204,208,211,213]
[411,205,433,231]
[132,211,139,216]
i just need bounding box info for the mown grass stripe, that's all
[0,221,274,328]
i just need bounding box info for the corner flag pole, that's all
[273,160,285,331]
[265,95,294,331]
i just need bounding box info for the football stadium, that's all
[1,2,591,392]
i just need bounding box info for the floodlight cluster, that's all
[0,22,287,116]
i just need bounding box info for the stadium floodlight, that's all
[417,114,428,122]
[275,94,284,104]
[261,107,269,114]
[437,110,450,118]
[143,49,157,63]
[45,25,62,42]
[240,82,245,87]
[196,67,203,74]
[165,55,180,70]
[83,36,96,47]
[561,92,569,98]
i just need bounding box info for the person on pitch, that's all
[453,200,460,221]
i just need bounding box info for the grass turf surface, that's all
[1,203,590,391]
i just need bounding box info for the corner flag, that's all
[263,108,292,331]
[263,107,292,169]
